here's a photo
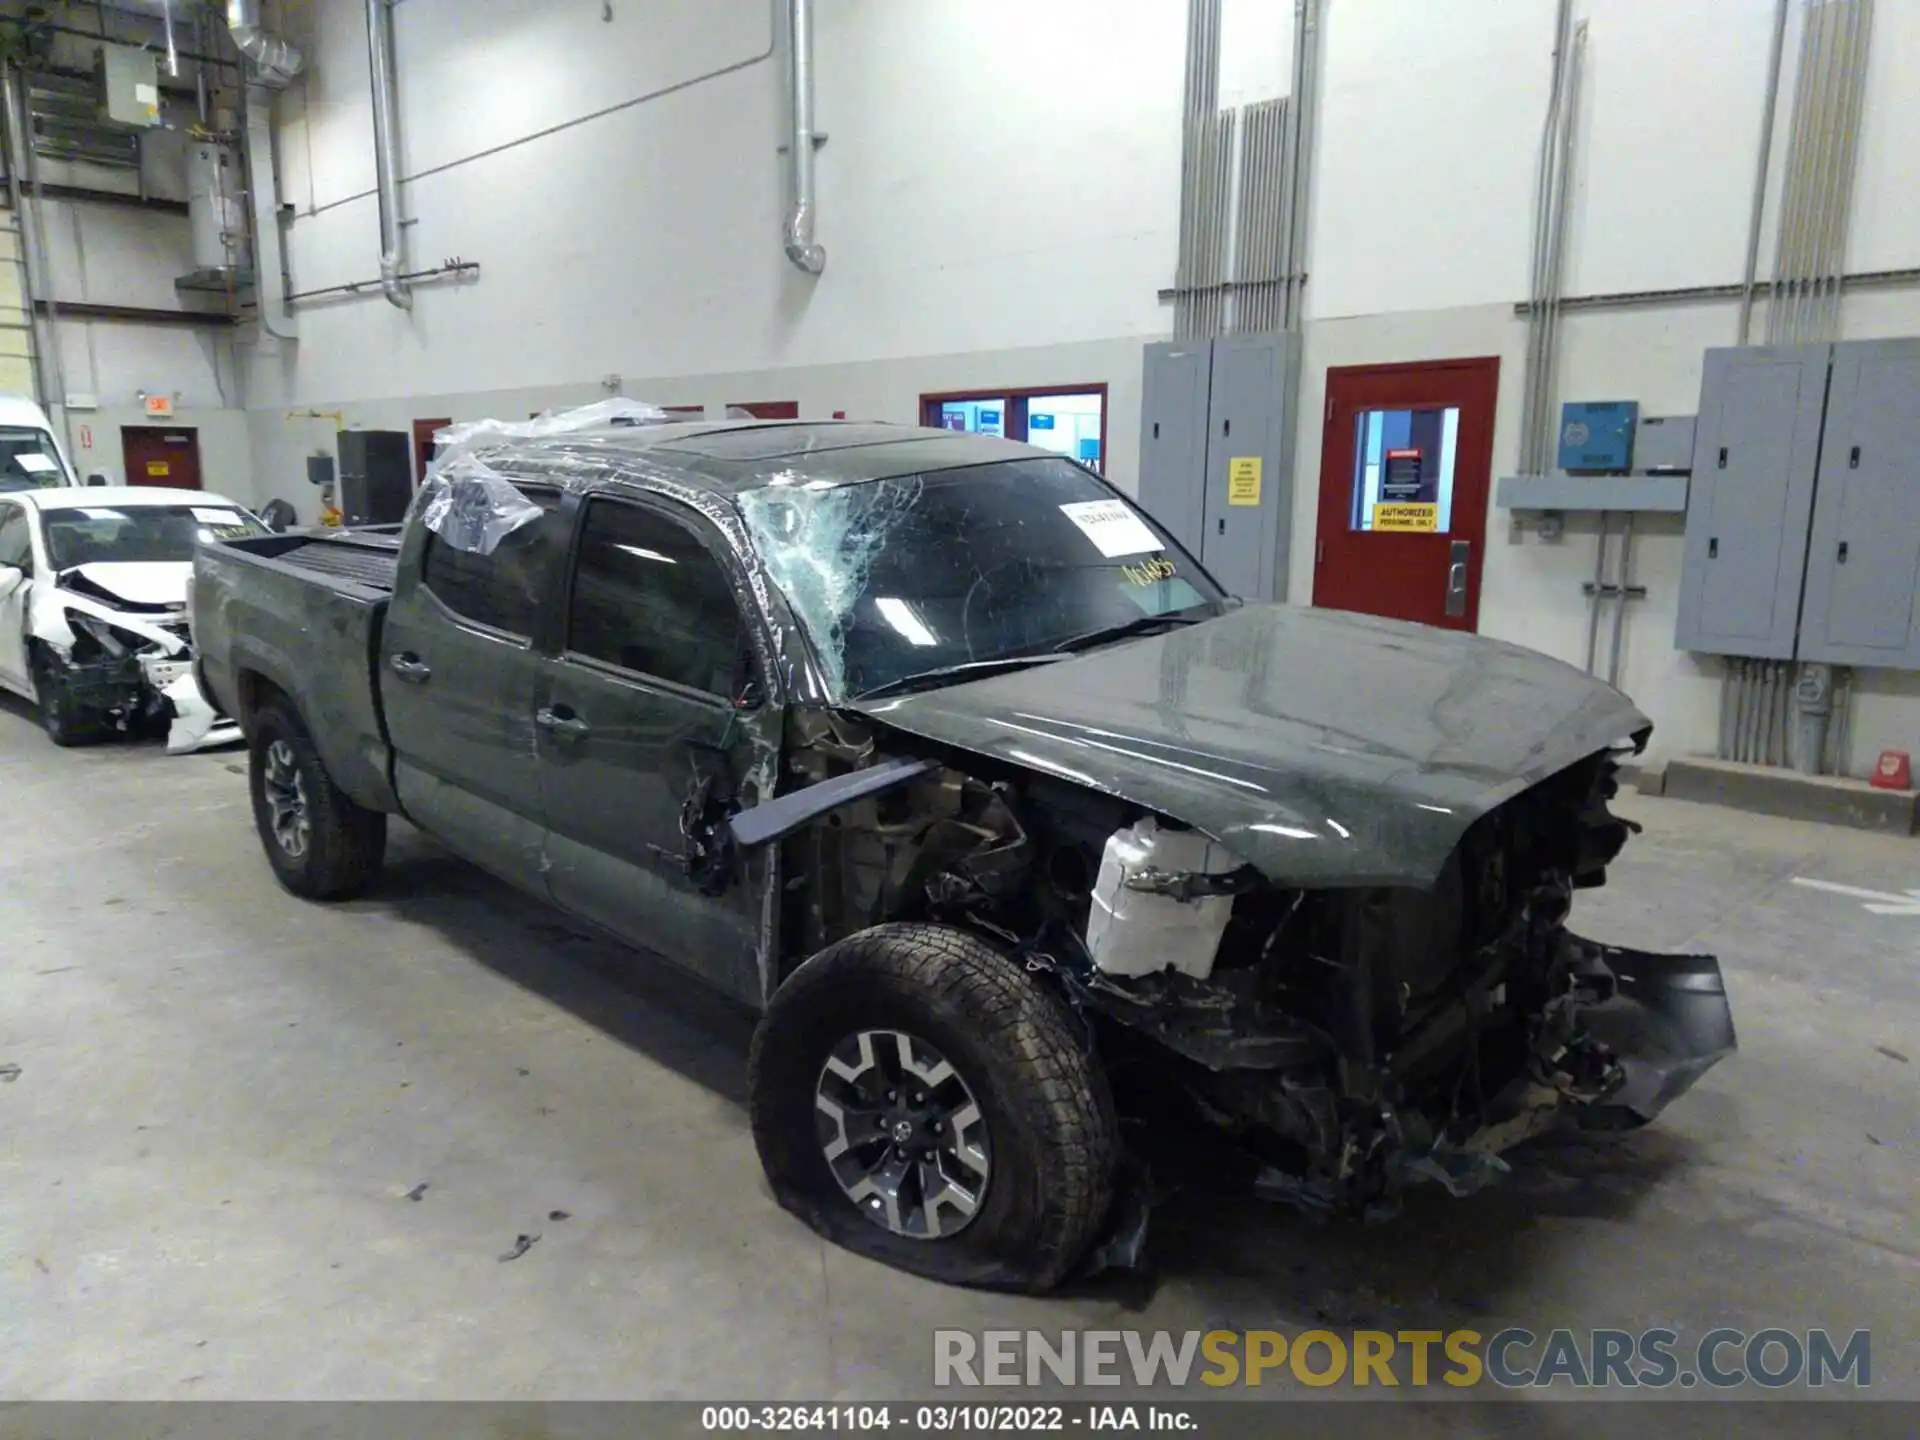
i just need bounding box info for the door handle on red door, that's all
[388,652,431,683]
[535,706,590,742]
[1445,540,1470,619]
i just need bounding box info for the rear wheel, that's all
[247,697,387,899]
[31,648,106,748]
[750,923,1117,1291]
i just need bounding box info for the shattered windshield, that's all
[0,428,71,491]
[44,504,267,569]
[738,457,1227,699]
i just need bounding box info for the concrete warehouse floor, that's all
[0,691,1914,1422]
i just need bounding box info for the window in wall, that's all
[566,499,743,696]
[727,401,800,420]
[420,486,567,636]
[1349,406,1461,533]
[919,386,1107,473]
[936,398,1008,438]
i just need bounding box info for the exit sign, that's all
[143,394,174,418]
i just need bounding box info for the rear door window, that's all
[419,485,567,637]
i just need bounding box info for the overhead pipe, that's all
[244,84,298,338]
[2,68,60,408]
[225,0,302,87]
[1280,0,1322,332]
[1519,0,1574,476]
[1737,0,1789,345]
[1537,22,1587,467]
[1816,0,1872,336]
[366,0,412,309]
[160,0,179,77]
[1801,1,1848,336]
[781,0,825,275]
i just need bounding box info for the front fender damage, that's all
[713,709,1737,1276]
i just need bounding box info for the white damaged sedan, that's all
[0,485,265,751]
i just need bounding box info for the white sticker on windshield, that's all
[79,508,127,521]
[1058,499,1162,559]
[191,508,243,525]
[15,454,56,473]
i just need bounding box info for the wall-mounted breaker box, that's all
[1558,400,1639,472]
[1633,414,1696,472]
[97,43,161,129]
[1138,334,1301,603]
[1676,339,1920,670]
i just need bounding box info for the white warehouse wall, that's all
[19,9,249,489]
[214,0,1920,774]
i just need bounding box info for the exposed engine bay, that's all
[730,710,1736,1223]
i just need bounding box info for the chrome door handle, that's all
[389,652,432,683]
[535,706,590,742]
[1445,540,1470,619]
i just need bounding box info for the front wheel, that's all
[31,649,106,748]
[247,697,387,899]
[749,923,1118,1291]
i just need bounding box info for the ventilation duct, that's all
[225,0,302,88]
[366,0,411,309]
[782,0,825,275]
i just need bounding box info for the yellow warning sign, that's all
[146,461,171,477]
[1372,502,1438,532]
[1228,456,1262,506]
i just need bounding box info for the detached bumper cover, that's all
[1380,945,1735,1201]
[1572,945,1737,1129]
[163,670,242,755]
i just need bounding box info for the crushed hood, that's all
[59,562,192,611]
[852,603,1651,889]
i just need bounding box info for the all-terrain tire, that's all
[31,647,106,748]
[749,922,1118,1292]
[248,696,387,900]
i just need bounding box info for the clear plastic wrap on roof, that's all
[430,397,672,465]
[418,399,674,554]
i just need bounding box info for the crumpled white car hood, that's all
[62,560,193,608]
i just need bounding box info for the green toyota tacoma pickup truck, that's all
[192,415,1735,1290]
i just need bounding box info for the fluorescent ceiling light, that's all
[875,596,938,647]
[615,544,677,565]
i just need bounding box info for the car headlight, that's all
[66,611,154,659]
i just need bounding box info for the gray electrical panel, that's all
[1634,414,1697,472]
[1675,344,1830,659]
[1798,338,1920,668]
[1137,334,1299,602]
[1137,342,1212,559]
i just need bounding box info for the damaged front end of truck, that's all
[724,700,1735,1228]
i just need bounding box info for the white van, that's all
[0,396,81,491]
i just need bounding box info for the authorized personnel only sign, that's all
[1371,502,1438,532]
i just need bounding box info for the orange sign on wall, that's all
[143,395,174,418]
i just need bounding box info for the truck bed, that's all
[268,532,402,591]
[191,529,401,815]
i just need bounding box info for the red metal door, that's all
[1312,358,1499,631]
[412,417,452,486]
[120,426,203,490]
